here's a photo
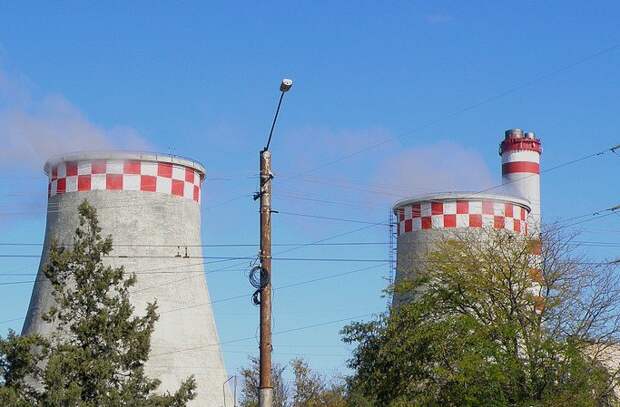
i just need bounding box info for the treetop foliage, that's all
[342,228,620,406]
[239,356,346,407]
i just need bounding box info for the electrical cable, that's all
[0,265,385,327]
[2,256,616,289]
[275,191,383,210]
[276,211,389,226]
[190,219,388,279]
[2,239,620,250]
[149,313,375,358]
[280,42,620,181]
[0,241,390,248]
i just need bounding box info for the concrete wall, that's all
[23,189,232,406]
[393,229,447,305]
[392,194,531,306]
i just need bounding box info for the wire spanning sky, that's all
[0,1,619,382]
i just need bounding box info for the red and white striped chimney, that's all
[500,129,544,313]
[499,129,542,232]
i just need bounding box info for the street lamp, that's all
[257,78,293,407]
[280,78,293,92]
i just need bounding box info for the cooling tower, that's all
[22,151,231,406]
[499,128,542,232]
[392,192,531,305]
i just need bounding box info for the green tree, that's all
[239,357,288,407]
[290,358,346,407]
[342,229,620,406]
[0,200,196,406]
[0,331,48,406]
[239,357,346,407]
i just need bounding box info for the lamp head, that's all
[280,78,293,92]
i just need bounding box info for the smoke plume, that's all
[0,69,150,171]
[372,141,495,200]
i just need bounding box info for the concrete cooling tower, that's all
[392,128,543,306]
[392,192,531,304]
[22,151,231,407]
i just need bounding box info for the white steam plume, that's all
[372,141,495,200]
[0,69,151,171]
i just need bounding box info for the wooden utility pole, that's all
[256,78,291,407]
[258,148,273,407]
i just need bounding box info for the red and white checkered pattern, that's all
[396,199,529,236]
[48,159,203,203]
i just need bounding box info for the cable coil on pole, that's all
[249,265,270,305]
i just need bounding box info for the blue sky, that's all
[0,1,619,384]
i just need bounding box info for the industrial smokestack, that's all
[22,151,231,406]
[499,130,544,312]
[499,129,542,232]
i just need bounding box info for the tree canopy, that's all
[342,229,620,406]
[239,357,346,407]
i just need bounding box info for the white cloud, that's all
[372,141,495,201]
[278,126,394,177]
[0,68,151,170]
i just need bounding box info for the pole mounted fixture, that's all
[280,78,293,92]
[264,78,293,152]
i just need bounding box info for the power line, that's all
[0,255,39,258]
[281,43,620,181]
[0,203,614,337]
[192,219,389,278]
[252,146,619,247]
[276,211,389,226]
[0,192,253,216]
[276,190,383,209]
[279,143,618,211]
[1,227,617,263]
[0,269,257,278]
[0,317,26,325]
[0,241,388,248]
[2,264,387,328]
[278,180,408,200]
[3,255,617,291]
[580,228,620,234]
[150,313,375,358]
[1,146,615,233]
[557,205,620,229]
[273,263,384,291]
[476,146,620,197]
[8,221,390,303]
[2,239,620,250]
[111,255,392,262]
[2,251,615,331]
[0,255,272,287]
[2,45,615,225]
[0,204,616,266]
[1,201,617,259]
